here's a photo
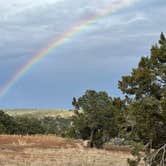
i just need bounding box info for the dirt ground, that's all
[0,135,132,166]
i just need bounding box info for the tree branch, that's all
[147,144,166,166]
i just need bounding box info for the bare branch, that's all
[147,144,166,166]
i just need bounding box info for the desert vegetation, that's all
[0,33,166,166]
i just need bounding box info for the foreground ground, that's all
[0,135,132,166]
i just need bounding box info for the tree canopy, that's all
[119,32,166,100]
[71,90,119,147]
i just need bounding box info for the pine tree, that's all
[119,33,166,166]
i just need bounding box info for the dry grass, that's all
[0,135,133,166]
[103,144,131,153]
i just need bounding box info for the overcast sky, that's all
[0,0,165,109]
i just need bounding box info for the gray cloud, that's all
[0,0,166,108]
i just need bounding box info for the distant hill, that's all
[3,109,74,118]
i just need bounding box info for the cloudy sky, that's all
[0,0,165,109]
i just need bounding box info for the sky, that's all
[0,0,165,109]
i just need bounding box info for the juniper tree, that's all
[71,90,119,148]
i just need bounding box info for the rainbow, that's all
[0,0,137,97]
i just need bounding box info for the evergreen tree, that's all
[71,90,119,148]
[119,33,166,166]
[119,32,166,100]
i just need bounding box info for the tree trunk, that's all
[90,128,95,148]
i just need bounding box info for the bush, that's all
[0,110,17,134]
[0,123,6,134]
[14,115,45,135]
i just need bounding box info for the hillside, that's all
[3,109,74,118]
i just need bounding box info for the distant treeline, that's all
[0,110,71,136]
